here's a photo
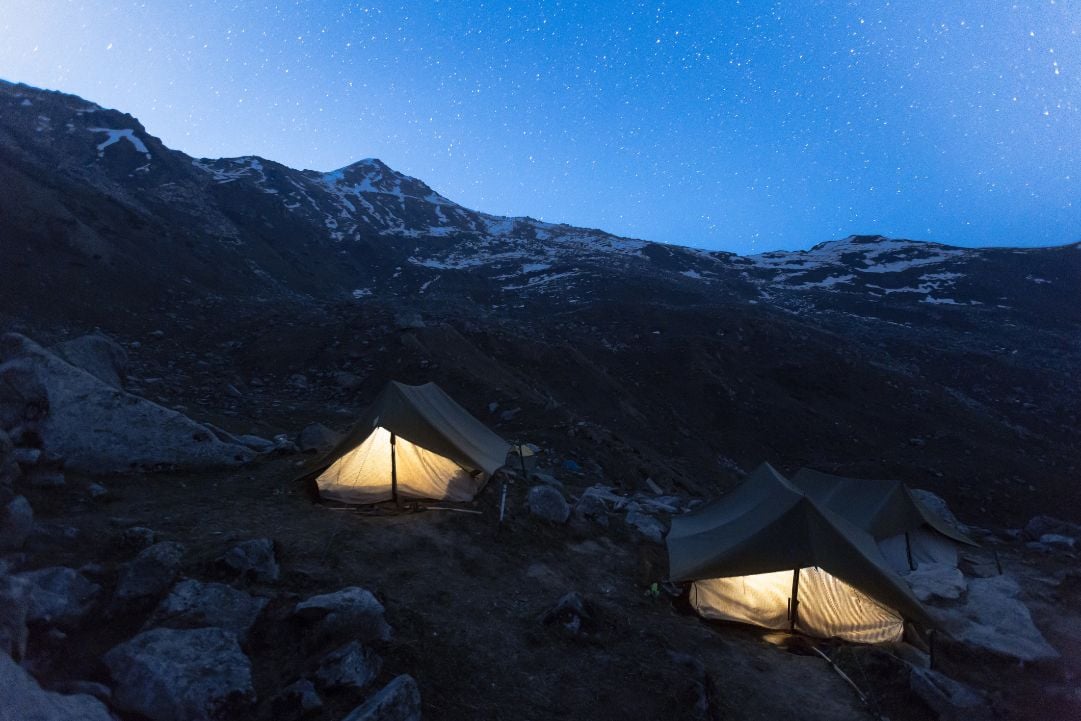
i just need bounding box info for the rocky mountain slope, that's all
[2,77,1080,525]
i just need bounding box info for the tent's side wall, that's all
[316,427,485,504]
[690,568,905,644]
[877,528,960,572]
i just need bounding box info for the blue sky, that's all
[1,1,1078,253]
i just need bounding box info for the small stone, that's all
[114,541,186,605]
[315,641,382,691]
[293,587,392,644]
[1039,533,1076,549]
[272,679,323,717]
[540,592,595,635]
[87,483,108,500]
[120,526,157,550]
[220,538,279,582]
[526,485,570,524]
[12,447,42,466]
[625,510,667,543]
[147,579,268,643]
[0,496,33,552]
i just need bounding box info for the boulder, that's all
[1023,514,1081,541]
[526,485,570,524]
[114,541,186,605]
[0,495,33,552]
[293,587,392,644]
[51,334,128,389]
[220,538,279,583]
[314,641,382,691]
[573,489,610,526]
[341,675,422,721]
[0,650,116,721]
[297,423,340,453]
[271,679,323,717]
[625,510,667,543]
[0,574,31,659]
[17,566,102,628]
[909,667,987,720]
[0,333,255,473]
[146,579,268,643]
[105,627,254,721]
[934,574,1059,662]
[903,562,967,602]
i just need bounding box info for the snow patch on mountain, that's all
[88,127,150,158]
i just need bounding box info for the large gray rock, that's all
[0,650,116,721]
[17,566,101,628]
[574,489,610,526]
[105,627,254,721]
[0,495,33,552]
[314,641,382,691]
[910,667,987,720]
[115,541,186,605]
[296,423,341,453]
[0,334,255,473]
[341,674,422,721]
[934,574,1059,662]
[625,510,667,543]
[526,484,570,524]
[220,538,279,583]
[903,562,967,602]
[146,580,268,643]
[293,587,392,643]
[911,489,969,536]
[51,334,128,389]
[0,574,31,660]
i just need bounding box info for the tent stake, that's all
[789,568,801,632]
[905,532,915,571]
[390,432,400,509]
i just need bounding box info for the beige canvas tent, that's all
[309,381,510,504]
[667,463,936,644]
[790,468,977,572]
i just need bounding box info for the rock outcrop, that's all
[0,333,255,473]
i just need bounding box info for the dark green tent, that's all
[309,381,510,504]
[667,463,936,643]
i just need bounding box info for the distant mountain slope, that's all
[2,79,1079,523]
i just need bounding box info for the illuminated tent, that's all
[790,468,977,572]
[667,463,935,644]
[309,381,510,504]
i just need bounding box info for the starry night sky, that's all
[1,1,1078,253]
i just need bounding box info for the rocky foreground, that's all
[1,331,1080,721]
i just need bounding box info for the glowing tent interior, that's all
[790,468,978,572]
[666,463,936,644]
[308,381,510,504]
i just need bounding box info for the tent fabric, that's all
[667,463,936,634]
[789,468,977,547]
[878,527,959,571]
[310,381,510,504]
[690,568,905,644]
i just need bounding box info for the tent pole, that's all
[517,443,529,478]
[905,532,915,571]
[789,568,801,632]
[390,432,400,509]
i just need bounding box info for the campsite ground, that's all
[20,452,1081,721]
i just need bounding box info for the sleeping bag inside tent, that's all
[311,381,510,504]
[666,463,936,644]
[790,468,977,571]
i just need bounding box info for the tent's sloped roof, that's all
[313,381,510,479]
[667,463,936,628]
[791,468,977,546]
